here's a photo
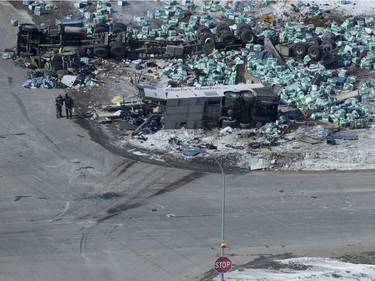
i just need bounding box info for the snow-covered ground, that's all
[305,0,375,17]
[283,0,374,16]
[214,257,375,281]
[126,123,375,171]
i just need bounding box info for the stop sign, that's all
[214,256,232,273]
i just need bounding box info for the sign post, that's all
[214,256,232,275]
[205,152,228,281]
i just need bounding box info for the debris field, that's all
[5,0,375,171]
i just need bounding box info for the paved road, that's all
[1,3,375,281]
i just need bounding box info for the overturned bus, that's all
[140,84,280,130]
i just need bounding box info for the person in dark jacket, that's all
[55,93,64,118]
[64,93,74,119]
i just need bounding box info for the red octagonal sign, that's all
[214,256,232,273]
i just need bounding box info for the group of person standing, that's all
[55,93,74,119]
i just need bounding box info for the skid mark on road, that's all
[49,201,70,223]
[104,224,121,235]
[80,231,91,255]
[148,171,206,197]
[14,195,32,202]
[115,160,136,176]
[0,132,26,138]
[96,201,142,223]
[95,171,207,223]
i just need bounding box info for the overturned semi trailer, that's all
[141,84,280,130]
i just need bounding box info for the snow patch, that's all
[215,257,375,281]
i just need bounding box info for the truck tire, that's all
[220,31,236,45]
[93,45,109,58]
[224,91,241,107]
[200,33,215,45]
[322,31,336,40]
[112,23,127,33]
[237,23,251,35]
[240,29,256,44]
[94,23,109,33]
[241,91,256,103]
[196,25,211,35]
[20,23,38,33]
[308,35,322,46]
[308,45,322,61]
[321,39,336,50]
[216,23,230,34]
[222,119,237,128]
[110,41,125,56]
[293,42,307,58]
[240,123,251,129]
[78,46,93,57]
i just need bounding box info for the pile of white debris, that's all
[123,119,375,171]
